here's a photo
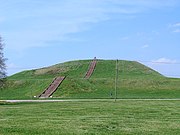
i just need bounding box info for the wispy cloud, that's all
[173,29,180,33]
[152,58,177,64]
[141,44,149,49]
[1,0,179,50]
[170,22,180,33]
[7,63,19,69]
[1,1,109,50]
[171,22,180,27]
[119,36,129,41]
[6,62,35,75]
[0,17,5,23]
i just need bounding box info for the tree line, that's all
[0,35,7,88]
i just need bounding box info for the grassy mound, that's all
[1,59,180,99]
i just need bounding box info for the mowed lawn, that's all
[0,100,179,135]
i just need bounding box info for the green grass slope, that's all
[1,59,180,99]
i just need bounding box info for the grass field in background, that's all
[0,100,179,135]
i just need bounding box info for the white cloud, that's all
[7,63,19,69]
[152,58,177,64]
[6,63,21,75]
[107,0,179,9]
[1,1,110,50]
[141,44,149,49]
[146,57,180,78]
[6,63,37,75]
[170,22,180,33]
[120,36,129,41]
[173,29,180,33]
[0,18,5,23]
[1,0,179,50]
[172,22,180,27]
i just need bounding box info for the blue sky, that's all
[0,0,180,77]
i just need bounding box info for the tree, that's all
[0,36,7,88]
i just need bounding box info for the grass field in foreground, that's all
[0,101,179,135]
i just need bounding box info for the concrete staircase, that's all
[84,57,97,79]
[39,76,66,98]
